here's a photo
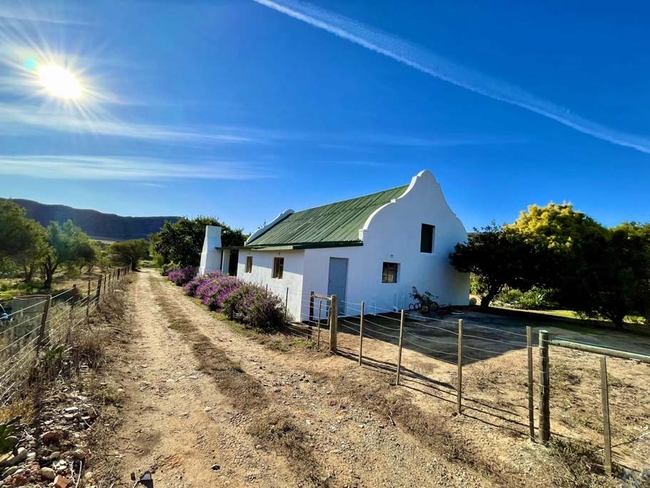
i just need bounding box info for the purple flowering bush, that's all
[203,276,244,310]
[181,273,285,331]
[168,267,197,286]
[222,285,284,330]
[183,272,221,296]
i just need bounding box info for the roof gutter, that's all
[242,241,363,251]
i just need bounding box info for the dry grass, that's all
[247,412,331,487]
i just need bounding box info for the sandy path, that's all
[112,271,297,487]
[109,270,498,487]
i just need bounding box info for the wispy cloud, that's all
[0,103,524,148]
[348,134,527,147]
[0,104,257,144]
[0,3,84,25]
[0,155,271,180]
[253,0,650,155]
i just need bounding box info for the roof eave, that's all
[243,241,363,251]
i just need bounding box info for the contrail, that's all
[252,0,650,154]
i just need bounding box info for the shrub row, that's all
[168,267,197,286]
[169,270,285,330]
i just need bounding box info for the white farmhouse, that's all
[199,170,469,321]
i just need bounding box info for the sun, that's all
[37,64,83,100]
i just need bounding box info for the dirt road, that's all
[105,270,501,487]
[103,270,628,488]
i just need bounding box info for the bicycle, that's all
[409,287,439,316]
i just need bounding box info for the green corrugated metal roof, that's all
[247,185,408,248]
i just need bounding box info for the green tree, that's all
[0,200,46,276]
[509,203,608,249]
[510,204,650,328]
[151,217,246,268]
[111,239,149,270]
[41,220,94,289]
[449,223,541,309]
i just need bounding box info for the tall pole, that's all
[527,326,535,441]
[396,310,405,385]
[600,357,612,476]
[358,301,365,366]
[457,319,464,414]
[539,330,550,444]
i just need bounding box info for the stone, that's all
[54,474,70,488]
[2,465,19,477]
[0,447,28,467]
[4,436,19,449]
[211,464,221,471]
[41,431,63,444]
[47,452,61,461]
[26,452,36,462]
[41,467,56,480]
[63,407,79,413]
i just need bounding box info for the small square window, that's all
[272,257,284,279]
[245,256,253,273]
[382,262,399,283]
[421,224,435,253]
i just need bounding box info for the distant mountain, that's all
[9,199,179,241]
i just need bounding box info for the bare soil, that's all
[100,270,650,487]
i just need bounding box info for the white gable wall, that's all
[302,170,469,317]
[237,249,305,322]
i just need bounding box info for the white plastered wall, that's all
[237,249,305,322]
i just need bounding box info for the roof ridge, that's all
[292,184,408,215]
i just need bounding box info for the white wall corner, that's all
[199,225,223,275]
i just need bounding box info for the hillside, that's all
[9,198,179,241]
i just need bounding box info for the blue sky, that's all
[1,0,649,233]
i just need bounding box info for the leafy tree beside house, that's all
[151,217,246,268]
[449,223,541,309]
[458,203,650,328]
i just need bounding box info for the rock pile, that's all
[0,385,102,487]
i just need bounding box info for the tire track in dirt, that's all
[111,271,302,487]
[150,278,329,487]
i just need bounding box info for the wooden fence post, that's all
[358,301,365,366]
[396,309,405,385]
[284,287,289,323]
[457,318,464,414]
[36,295,52,355]
[600,356,612,476]
[86,281,91,327]
[329,295,338,353]
[96,277,102,312]
[316,300,322,350]
[527,326,535,441]
[539,330,550,444]
[309,291,315,324]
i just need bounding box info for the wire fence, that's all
[0,266,131,406]
[280,292,650,479]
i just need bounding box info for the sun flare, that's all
[37,64,83,99]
